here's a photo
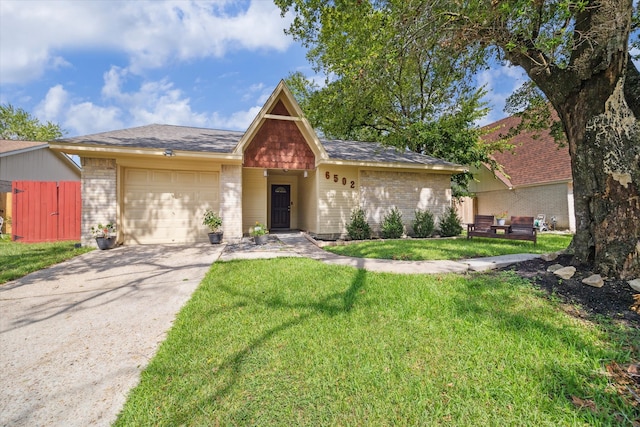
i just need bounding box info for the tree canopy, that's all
[279,0,640,279]
[0,104,64,141]
[277,0,509,195]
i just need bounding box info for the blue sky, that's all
[1,0,545,138]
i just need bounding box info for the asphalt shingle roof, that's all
[59,124,243,153]
[0,140,48,155]
[58,124,461,168]
[321,139,459,167]
[482,115,572,187]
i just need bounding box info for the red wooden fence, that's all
[11,181,81,243]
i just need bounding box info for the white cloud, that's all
[65,103,124,136]
[210,106,263,131]
[476,65,528,127]
[0,0,294,84]
[35,85,68,121]
[33,67,265,135]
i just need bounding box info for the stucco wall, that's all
[81,158,117,247]
[298,169,318,233]
[221,164,243,241]
[242,168,267,234]
[476,182,574,230]
[360,170,451,236]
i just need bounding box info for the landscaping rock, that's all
[547,263,564,273]
[541,252,559,262]
[553,266,576,280]
[582,274,604,288]
[629,278,640,292]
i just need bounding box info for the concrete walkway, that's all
[1,233,538,427]
[221,232,541,274]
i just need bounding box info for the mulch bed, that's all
[502,254,639,328]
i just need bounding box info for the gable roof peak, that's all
[233,80,328,162]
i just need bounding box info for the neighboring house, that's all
[467,115,575,231]
[0,140,81,236]
[50,81,465,247]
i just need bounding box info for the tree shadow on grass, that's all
[153,261,368,426]
[449,271,637,424]
[0,244,219,333]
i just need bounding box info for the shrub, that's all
[346,208,372,240]
[438,207,463,237]
[380,207,404,239]
[413,209,435,238]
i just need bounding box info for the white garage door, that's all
[124,168,219,244]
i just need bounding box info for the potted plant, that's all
[251,221,269,245]
[91,223,117,250]
[495,211,508,226]
[203,209,223,244]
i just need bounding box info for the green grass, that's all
[115,258,638,426]
[0,239,93,284]
[325,233,573,260]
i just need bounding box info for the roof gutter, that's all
[319,158,467,173]
[49,142,243,163]
[0,143,49,158]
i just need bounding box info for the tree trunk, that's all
[502,0,640,279]
[557,76,640,279]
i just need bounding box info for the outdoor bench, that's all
[467,215,537,244]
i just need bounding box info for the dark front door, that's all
[271,185,290,229]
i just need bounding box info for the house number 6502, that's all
[325,171,355,188]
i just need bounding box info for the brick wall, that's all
[80,158,117,247]
[359,170,451,236]
[476,182,574,230]
[221,164,243,241]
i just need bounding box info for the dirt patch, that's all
[502,254,639,328]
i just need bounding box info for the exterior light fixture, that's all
[303,170,308,178]
[164,149,174,157]
[263,169,268,177]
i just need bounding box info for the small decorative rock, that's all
[541,252,559,262]
[582,274,604,288]
[553,266,576,280]
[547,264,564,273]
[629,278,640,292]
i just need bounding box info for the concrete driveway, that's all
[0,244,222,427]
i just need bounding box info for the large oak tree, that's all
[278,0,640,279]
[279,1,506,196]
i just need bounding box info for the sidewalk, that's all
[220,232,541,274]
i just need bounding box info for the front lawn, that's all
[0,239,92,284]
[115,258,638,425]
[325,233,572,260]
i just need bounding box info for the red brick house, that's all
[466,115,575,231]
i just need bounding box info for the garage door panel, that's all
[151,170,172,184]
[124,168,219,244]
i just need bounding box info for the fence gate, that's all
[11,181,81,243]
